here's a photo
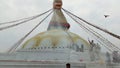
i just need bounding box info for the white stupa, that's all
[0,0,117,68]
[20,0,90,62]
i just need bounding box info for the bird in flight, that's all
[104,15,109,18]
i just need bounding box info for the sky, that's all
[0,0,120,52]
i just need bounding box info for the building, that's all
[0,0,120,68]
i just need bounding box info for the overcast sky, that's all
[0,0,120,52]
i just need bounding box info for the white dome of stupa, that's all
[22,29,89,51]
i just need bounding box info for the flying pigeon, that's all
[104,15,109,18]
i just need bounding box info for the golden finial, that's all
[53,0,62,9]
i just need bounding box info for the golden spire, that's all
[47,0,70,30]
